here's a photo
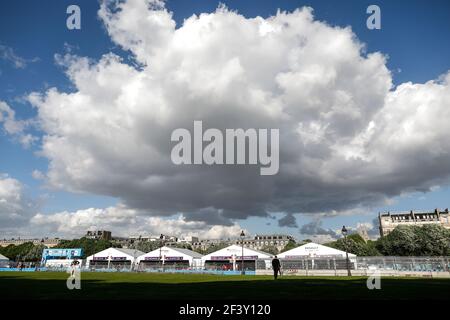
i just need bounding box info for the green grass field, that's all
[1,271,450,300]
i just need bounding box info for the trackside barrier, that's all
[0,268,44,272]
[255,256,450,278]
[1,256,449,277]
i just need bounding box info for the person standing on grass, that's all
[272,256,281,280]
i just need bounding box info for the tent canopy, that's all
[0,253,9,261]
[86,247,144,261]
[278,242,357,259]
[202,244,272,261]
[137,246,202,262]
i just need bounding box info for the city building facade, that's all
[235,234,295,252]
[191,239,229,251]
[379,208,450,236]
[0,238,60,247]
[85,230,112,241]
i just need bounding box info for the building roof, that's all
[278,242,356,258]
[380,208,449,217]
[254,234,292,237]
[169,247,203,258]
[202,244,272,260]
[114,248,145,257]
[0,253,9,260]
[137,246,203,261]
[86,247,144,260]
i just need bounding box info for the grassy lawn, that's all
[0,271,449,300]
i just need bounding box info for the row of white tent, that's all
[84,242,356,268]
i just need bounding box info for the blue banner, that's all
[42,248,83,259]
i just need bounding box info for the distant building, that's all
[191,239,228,251]
[356,225,370,241]
[178,236,199,244]
[164,235,178,242]
[85,230,112,241]
[0,238,60,248]
[379,208,450,237]
[236,234,295,252]
[128,235,158,242]
[130,235,178,241]
[115,235,179,249]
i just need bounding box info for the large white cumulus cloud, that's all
[30,205,245,239]
[0,174,35,234]
[26,0,450,225]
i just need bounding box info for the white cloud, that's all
[18,0,450,228]
[30,205,245,239]
[31,170,45,180]
[299,220,337,239]
[0,174,35,234]
[0,44,39,69]
[306,234,337,244]
[0,101,37,148]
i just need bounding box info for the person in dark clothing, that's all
[272,256,281,280]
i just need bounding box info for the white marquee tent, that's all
[137,246,203,268]
[0,253,10,267]
[202,245,272,271]
[278,242,357,259]
[86,247,144,268]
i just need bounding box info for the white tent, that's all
[278,242,357,259]
[86,247,144,268]
[0,253,10,267]
[202,245,272,271]
[137,246,203,268]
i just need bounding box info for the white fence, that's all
[255,256,450,277]
[9,256,448,277]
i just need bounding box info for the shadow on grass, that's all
[1,273,450,300]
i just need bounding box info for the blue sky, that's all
[1,0,450,240]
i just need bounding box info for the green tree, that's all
[364,240,382,256]
[323,225,450,257]
[414,224,450,256]
[194,243,229,255]
[347,234,366,244]
[326,234,381,256]
[23,244,46,262]
[0,242,34,261]
[261,245,278,255]
[129,241,160,253]
[280,239,298,252]
[172,243,193,251]
[57,237,116,258]
[375,224,450,256]
[376,225,418,256]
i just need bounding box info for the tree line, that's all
[325,224,450,256]
[0,242,46,262]
[0,237,117,261]
[1,225,449,261]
